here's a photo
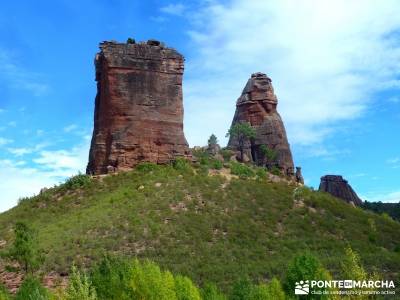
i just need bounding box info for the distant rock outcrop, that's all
[227,72,295,176]
[319,175,363,206]
[87,40,190,175]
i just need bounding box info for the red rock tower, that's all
[228,72,295,176]
[87,40,190,175]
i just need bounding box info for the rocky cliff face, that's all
[87,40,190,175]
[227,73,295,176]
[319,175,363,206]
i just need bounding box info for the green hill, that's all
[0,161,399,290]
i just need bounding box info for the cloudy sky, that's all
[0,0,399,212]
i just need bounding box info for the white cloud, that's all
[8,147,33,156]
[386,157,400,168]
[387,157,400,164]
[33,142,89,177]
[160,3,186,16]
[0,139,90,212]
[183,0,400,147]
[64,124,78,133]
[0,137,13,146]
[0,49,49,96]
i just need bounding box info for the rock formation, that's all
[87,40,190,175]
[319,175,363,206]
[295,167,304,184]
[227,72,295,176]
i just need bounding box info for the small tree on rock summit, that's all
[226,123,256,162]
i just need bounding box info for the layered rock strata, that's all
[319,175,363,206]
[227,72,295,176]
[87,40,190,175]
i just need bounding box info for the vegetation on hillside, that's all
[0,239,379,299]
[362,201,400,222]
[0,155,399,297]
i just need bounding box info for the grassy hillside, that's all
[0,162,399,290]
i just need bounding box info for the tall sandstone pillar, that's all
[228,72,295,176]
[87,40,190,175]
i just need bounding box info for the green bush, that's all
[230,162,255,178]
[201,283,226,300]
[136,162,159,172]
[230,277,253,300]
[270,166,281,176]
[284,252,332,299]
[255,168,267,180]
[91,256,133,300]
[172,158,192,173]
[15,276,49,300]
[0,283,11,300]
[64,173,92,189]
[174,275,201,300]
[126,37,135,44]
[263,278,285,300]
[8,222,42,273]
[219,149,234,162]
[92,257,203,300]
[130,259,177,300]
[210,159,223,170]
[65,265,97,300]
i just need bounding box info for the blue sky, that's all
[0,0,399,212]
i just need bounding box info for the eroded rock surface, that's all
[227,72,295,176]
[87,40,190,175]
[319,175,363,206]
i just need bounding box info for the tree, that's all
[340,246,379,300]
[15,276,49,300]
[8,222,41,274]
[259,145,278,169]
[284,252,333,299]
[226,123,256,162]
[126,37,135,44]
[65,265,97,300]
[208,134,218,147]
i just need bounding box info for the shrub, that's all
[174,275,201,300]
[201,283,226,300]
[8,222,42,273]
[284,252,332,299]
[255,168,267,180]
[219,149,234,162]
[92,257,187,300]
[126,37,135,44]
[263,278,285,300]
[230,277,253,300]
[91,256,133,300]
[341,246,367,282]
[15,276,49,300]
[65,265,97,300]
[64,173,92,189]
[270,166,281,176]
[136,162,159,172]
[18,197,31,205]
[210,159,223,170]
[0,283,11,300]
[230,162,255,178]
[172,158,192,173]
[130,259,177,300]
[259,145,278,169]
